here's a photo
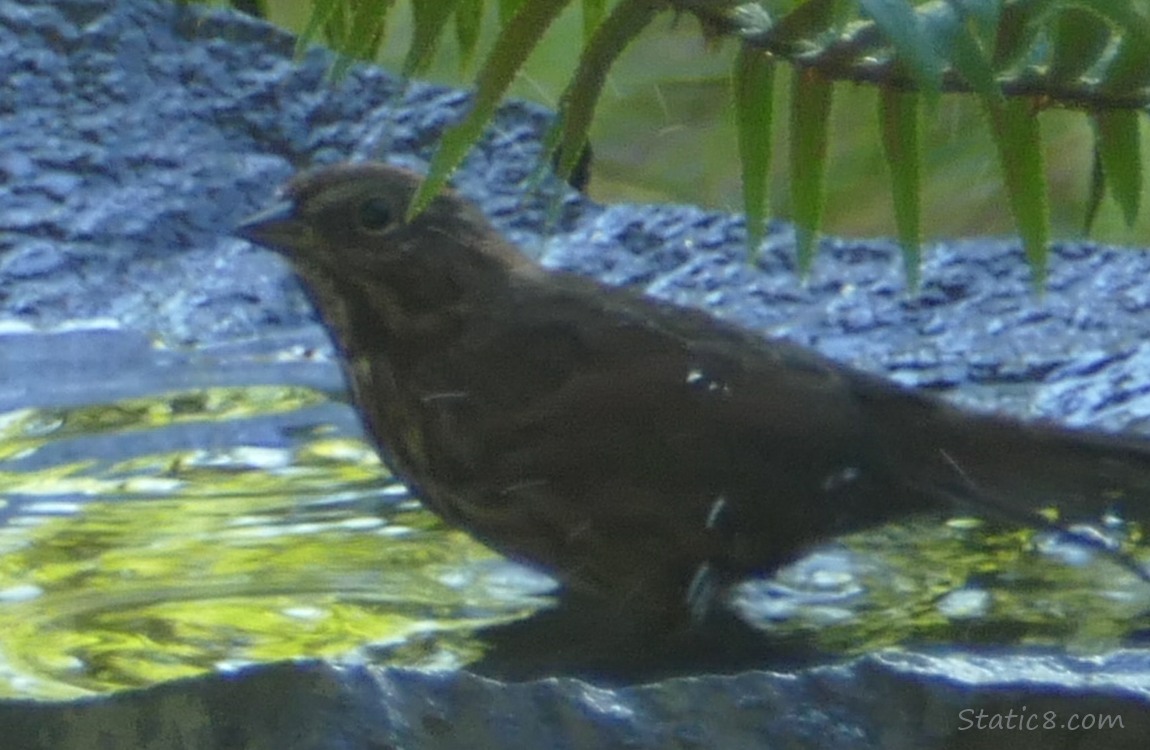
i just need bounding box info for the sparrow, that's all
[237,163,1150,632]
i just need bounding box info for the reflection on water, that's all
[735,516,1150,657]
[2,383,1149,699]
[0,386,554,700]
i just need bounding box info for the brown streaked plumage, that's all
[238,163,1150,628]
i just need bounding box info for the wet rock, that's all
[3,0,1150,748]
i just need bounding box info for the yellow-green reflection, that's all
[0,492,543,699]
[736,515,1150,655]
[0,388,552,700]
[2,384,1149,700]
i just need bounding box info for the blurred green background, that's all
[251,1,1150,247]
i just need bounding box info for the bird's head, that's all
[237,163,526,278]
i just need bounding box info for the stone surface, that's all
[4,0,1150,429]
[3,0,1150,747]
[2,655,1150,750]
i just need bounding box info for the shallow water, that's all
[1,329,1147,699]
[0,335,554,699]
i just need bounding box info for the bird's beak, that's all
[235,200,306,251]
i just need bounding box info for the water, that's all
[0,329,553,699]
[1,327,1147,699]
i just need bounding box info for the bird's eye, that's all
[357,197,394,232]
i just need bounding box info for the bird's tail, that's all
[864,386,1150,578]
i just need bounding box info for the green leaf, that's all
[789,68,833,275]
[328,0,394,80]
[1071,0,1150,93]
[1102,37,1150,95]
[1048,7,1113,85]
[957,0,1000,30]
[878,88,921,289]
[351,0,392,57]
[769,0,840,47]
[984,96,1048,288]
[1093,110,1142,228]
[582,0,607,42]
[1084,146,1105,236]
[296,0,341,59]
[549,0,662,183]
[734,44,776,258]
[1068,0,1150,37]
[500,0,526,25]
[920,0,999,102]
[454,0,484,71]
[412,0,575,218]
[857,0,944,94]
[404,0,463,77]
[993,0,1058,70]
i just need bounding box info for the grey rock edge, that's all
[2,0,1150,748]
[2,655,1149,750]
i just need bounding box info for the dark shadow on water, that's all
[468,595,829,685]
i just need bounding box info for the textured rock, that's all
[3,0,1150,747]
[1,656,1148,750]
[4,0,1150,429]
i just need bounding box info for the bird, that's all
[237,162,1150,635]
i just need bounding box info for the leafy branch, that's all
[228,0,1150,286]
